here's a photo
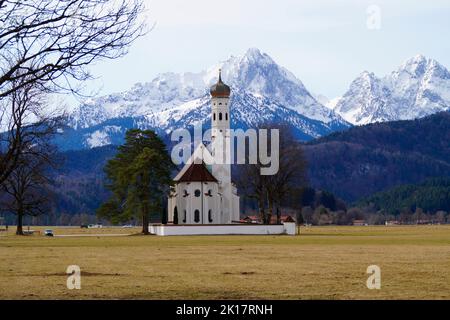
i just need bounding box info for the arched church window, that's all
[194,189,201,197]
[208,210,213,223]
[219,112,222,121]
[219,102,222,105]
[183,210,186,223]
[213,113,216,121]
[183,190,189,197]
[206,189,212,197]
[194,210,200,223]
[173,206,178,225]
[225,113,228,121]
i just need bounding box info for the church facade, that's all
[168,71,240,225]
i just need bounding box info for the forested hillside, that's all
[357,178,450,215]
[303,112,450,201]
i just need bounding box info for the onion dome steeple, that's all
[210,69,231,98]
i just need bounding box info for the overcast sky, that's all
[80,0,450,102]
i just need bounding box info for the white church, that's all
[150,71,295,236]
[167,70,240,225]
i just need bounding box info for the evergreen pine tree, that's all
[97,129,174,234]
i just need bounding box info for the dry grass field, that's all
[1,225,450,300]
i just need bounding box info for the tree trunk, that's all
[162,202,168,225]
[258,194,265,224]
[276,205,281,224]
[296,208,302,235]
[267,196,273,225]
[142,214,149,234]
[142,202,149,235]
[16,209,24,235]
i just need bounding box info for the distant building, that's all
[416,219,432,225]
[283,216,296,223]
[240,215,260,224]
[385,220,400,226]
[352,219,366,226]
[240,215,295,224]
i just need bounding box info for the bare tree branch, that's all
[0,81,62,235]
[0,0,146,98]
[0,0,146,187]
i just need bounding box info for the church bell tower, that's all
[210,70,234,223]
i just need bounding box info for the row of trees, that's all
[0,212,101,227]
[0,0,146,234]
[297,205,450,226]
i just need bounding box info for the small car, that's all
[88,224,103,228]
[80,224,88,228]
[44,229,54,237]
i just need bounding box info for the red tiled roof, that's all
[283,216,295,222]
[176,162,218,182]
[269,215,296,223]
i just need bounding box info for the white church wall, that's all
[170,181,221,225]
[168,196,175,222]
[283,222,296,235]
[149,222,296,236]
[231,193,240,222]
[201,181,220,224]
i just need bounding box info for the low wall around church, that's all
[149,222,296,236]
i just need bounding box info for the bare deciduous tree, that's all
[0,0,146,186]
[0,75,62,187]
[236,125,307,224]
[235,160,268,223]
[1,149,56,235]
[266,127,307,224]
[0,0,146,97]
[0,76,62,234]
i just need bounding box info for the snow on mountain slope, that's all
[334,55,450,125]
[64,48,349,149]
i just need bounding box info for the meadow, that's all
[1,225,450,299]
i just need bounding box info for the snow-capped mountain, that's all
[65,48,349,149]
[333,55,450,125]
